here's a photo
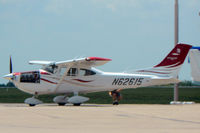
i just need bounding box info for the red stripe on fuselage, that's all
[137,70,170,74]
[73,79,93,83]
[40,71,51,75]
[13,72,21,76]
[41,78,57,84]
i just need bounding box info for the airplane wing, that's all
[29,57,112,67]
[55,57,111,67]
[56,57,111,67]
[29,60,55,65]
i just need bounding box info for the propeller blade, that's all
[10,56,13,73]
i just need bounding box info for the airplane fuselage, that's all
[12,68,177,95]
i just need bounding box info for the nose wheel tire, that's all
[29,104,36,107]
[25,97,43,106]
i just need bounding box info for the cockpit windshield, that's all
[42,65,57,73]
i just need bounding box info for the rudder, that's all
[154,44,192,68]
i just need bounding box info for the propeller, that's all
[3,56,14,81]
[9,55,13,73]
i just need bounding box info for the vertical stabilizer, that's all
[135,44,192,78]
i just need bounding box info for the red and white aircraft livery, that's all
[3,44,192,106]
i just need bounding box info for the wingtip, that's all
[86,57,112,61]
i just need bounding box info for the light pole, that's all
[171,0,195,105]
[174,0,179,102]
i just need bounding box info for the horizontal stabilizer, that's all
[151,76,180,85]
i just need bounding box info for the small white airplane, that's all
[3,44,192,106]
[189,47,200,84]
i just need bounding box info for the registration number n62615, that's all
[112,78,144,86]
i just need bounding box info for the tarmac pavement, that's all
[0,104,199,133]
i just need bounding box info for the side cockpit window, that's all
[59,67,78,76]
[60,67,67,76]
[20,71,40,83]
[59,67,95,76]
[80,69,96,76]
[67,68,78,76]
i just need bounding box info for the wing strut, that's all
[54,65,72,93]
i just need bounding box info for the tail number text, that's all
[112,78,144,86]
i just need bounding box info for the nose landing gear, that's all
[24,92,43,106]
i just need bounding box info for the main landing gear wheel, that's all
[68,93,89,106]
[73,103,81,106]
[53,95,69,106]
[58,103,66,106]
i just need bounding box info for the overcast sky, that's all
[0,0,200,83]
